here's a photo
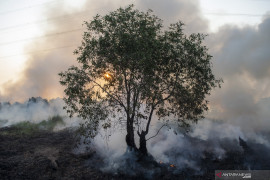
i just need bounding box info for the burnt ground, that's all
[0,127,270,180]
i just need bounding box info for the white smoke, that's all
[1,97,270,174]
[206,15,270,133]
[0,97,82,129]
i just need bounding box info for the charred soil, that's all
[0,127,269,180]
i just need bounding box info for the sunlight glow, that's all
[104,73,111,79]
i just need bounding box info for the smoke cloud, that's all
[71,118,270,176]
[0,97,81,128]
[1,0,208,101]
[136,0,208,33]
[206,15,270,132]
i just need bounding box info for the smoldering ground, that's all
[78,120,270,175]
[1,97,270,179]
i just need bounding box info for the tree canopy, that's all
[59,5,221,155]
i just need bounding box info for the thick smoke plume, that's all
[207,15,270,132]
[72,118,270,177]
[0,97,81,128]
[1,0,207,101]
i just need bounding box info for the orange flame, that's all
[170,164,175,168]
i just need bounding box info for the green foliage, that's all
[9,121,40,136]
[0,116,65,137]
[38,115,65,131]
[59,5,222,148]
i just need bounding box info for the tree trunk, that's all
[126,118,137,151]
[139,131,148,156]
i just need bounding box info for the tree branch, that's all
[123,70,131,118]
[92,80,127,112]
[146,124,167,141]
[145,103,155,134]
[131,89,140,120]
[153,73,180,107]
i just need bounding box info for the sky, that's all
[0,0,87,88]
[0,0,270,131]
[0,0,269,91]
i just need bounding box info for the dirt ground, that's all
[0,127,269,180]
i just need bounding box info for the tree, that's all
[59,5,221,156]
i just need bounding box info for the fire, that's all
[159,161,176,168]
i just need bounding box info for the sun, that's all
[104,73,111,79]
